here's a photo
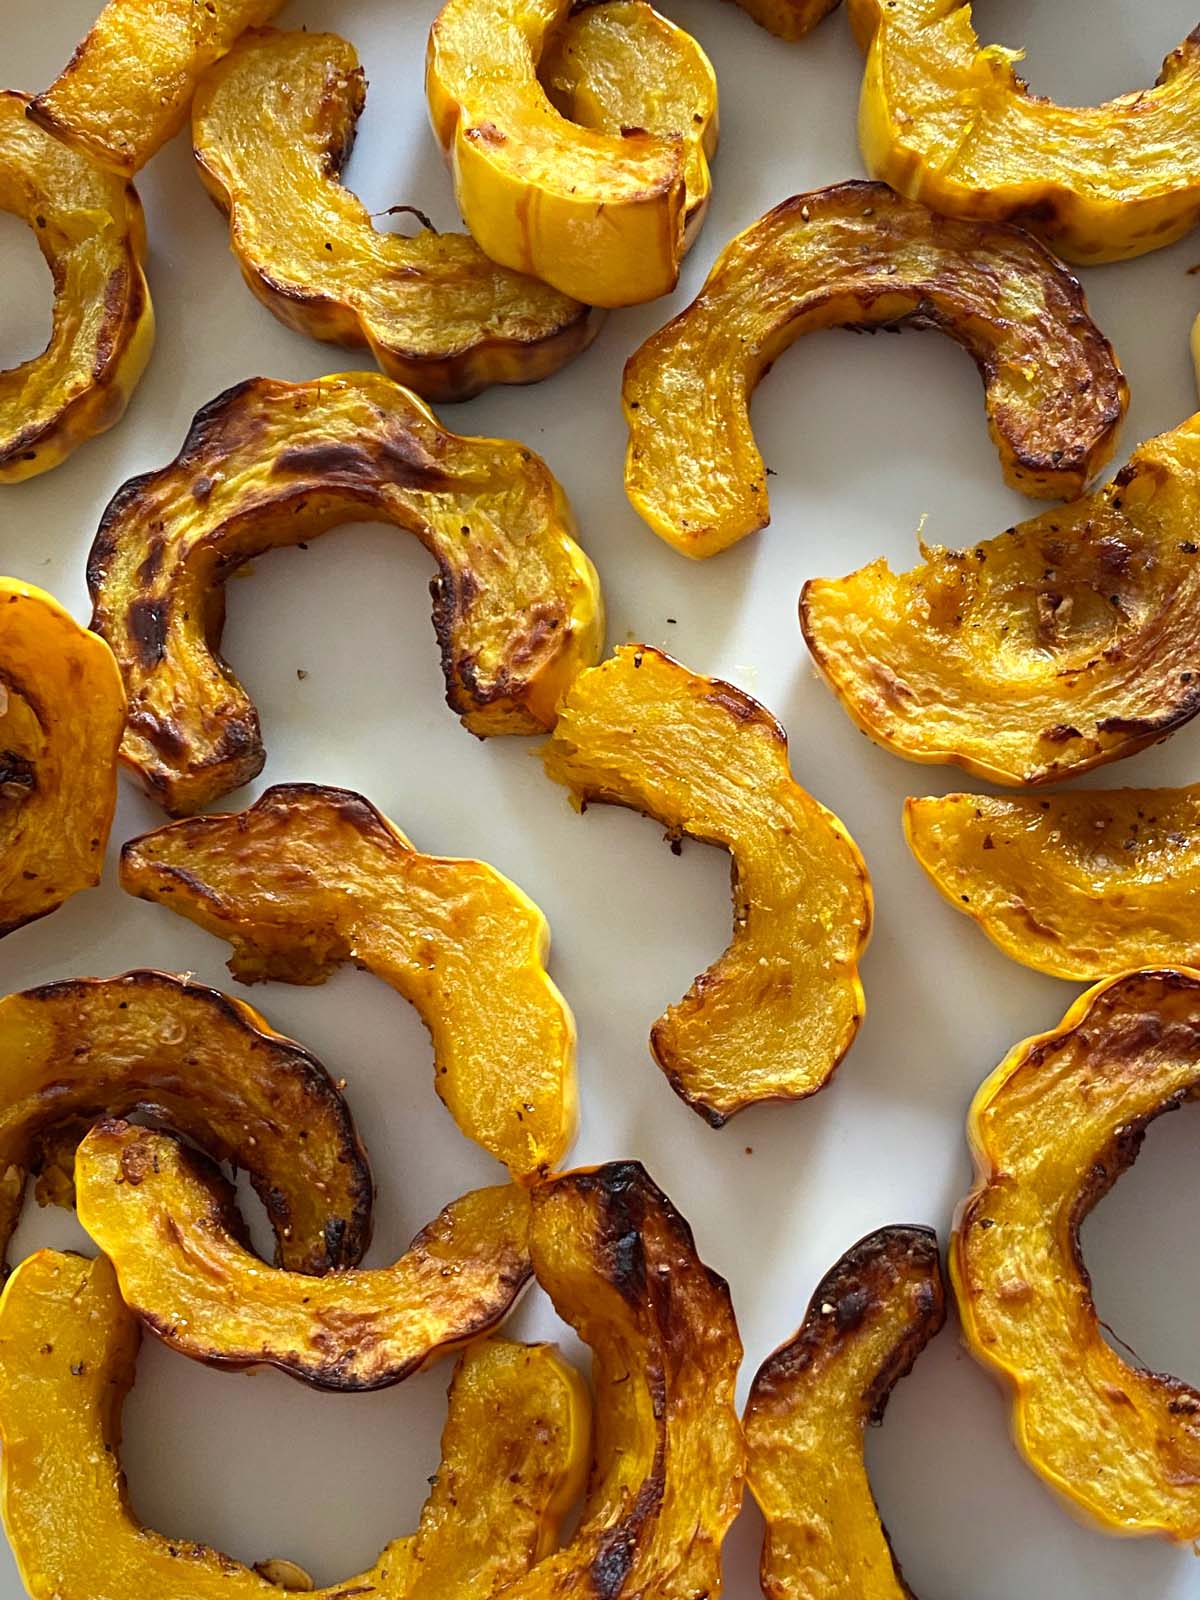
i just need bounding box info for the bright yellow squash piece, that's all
[542,646,871,1125]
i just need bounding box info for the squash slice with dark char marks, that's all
[624,181,1126,558]
[193,30,601,402]
[86,371,602,815]
[802,413,1200,786]
[120,784,577,1179]
[0,969,370,1276]
[542,646,871,1125]
[0,1248,589,1599]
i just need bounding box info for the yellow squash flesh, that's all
[542,646,871,1125]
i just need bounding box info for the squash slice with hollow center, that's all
[193,30,601,402]
[542,646,871,1125]
[745,1226,946,1600]
[0,97,153,483]
[953,969,1200,1540]
[623,180,1127,559]
[77,1119,533,1391]
[905,787,1200,981]
[120,784,577,1179]
[0,1248,589,1600]
[848,0,1200,264]
[0,579,125,937]
[86,371,603,814]
[0,969,370,1276]
[802,413,1200,787]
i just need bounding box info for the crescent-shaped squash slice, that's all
[952,969,1200,1540]
[0,579,124,936]
[76,1120,532,1391]
[541,646,871,1125]
[848,0,1200,264]
[745,1226,946,1600]
[0,969,370,1276]
[119,784,576,1179]
[0,1249,589,1600]
[86,371,603,814]
[623,181,1127,559]
[29,0,284,176]
[905,787,1200,981]
[0,96,153,482]
[192,30,601,402]
[801,413,1200,787]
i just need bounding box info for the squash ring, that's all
[952,969,1200,1540]
[119,784,577,1180]
[623,181,1127,559]
[86,370,603,815]
[542,646,871,1125]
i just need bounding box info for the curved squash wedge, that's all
[0,1249,588,1599]
[542,646,871,1125]
[0,969,370,1276]
[745,1226,946,1600]
[801,413,1200,787]
[952,969,1200,1540]
[86,371,603,814]
[0,96,152,482]
[193,30,601,402]
[905,787,1200,981]
[623,181,1127,559]
[0,579,125,937]
[849,0,1200,263]
[76,1119,532,1391]
[120,784,576,1179]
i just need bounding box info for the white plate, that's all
[3,3,1199,1595]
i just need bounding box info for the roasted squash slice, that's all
[0,580,124,937]
[86,371,602,814]
[0,1249,589,1600]
[0,96,152,482]
[623,181,1127,559]
[77,1119,532,1390]
[802,413,1200,787]
[29,0,285,176]
[905,787,1200,981]
[542,646,871,1125]
[193,30,601,403]
[953,969,1200,1540]
[120,785,576,1179]
[849,1,1200,264]
[745,1226,946,1600]
[0,969,370,1276]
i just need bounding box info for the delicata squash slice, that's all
[849,0,1200,264]
[0,96,152,483]
[623,181,1127,559]
[0,1249,589,1600]
[542,646,871,1125]
[120,784,576,1179]
[192,30,601,402]
[802,412,1200,787]
[953,969,1200,1539]
[0,969,370,1276]
[745,1226,946,1600]
[87,371,602,814]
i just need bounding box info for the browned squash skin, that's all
[86,371,603,814]
[193,30,601,401]
[624,181,1127,558]
[745,1227,945,1600]
[0,1248,589,1600]
[802,413,1200,786]
[0,969,370,1276]
[119,785,577,1180]
[542,646,871,1125]
[953,969,1200,1540]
